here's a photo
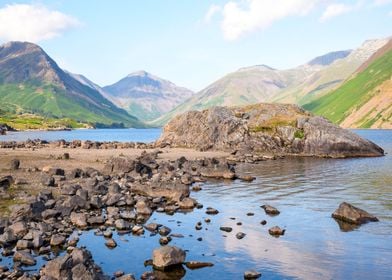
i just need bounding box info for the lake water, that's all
[0,128,162,143]
[1,129,391,279]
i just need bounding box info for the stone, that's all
[132,225,144,235]
[70,212,88,228]
[115,219,130,230]
[13,251,36,266]
[236,232,246,239]
[185,261,214,269]
[9,221,28,238]
[268,226,285,236]
[239,175,255,182]
[206,207,219,215]
[244,270,262,279]
[42,166,65,176]
[261,205,280,215]
[158,226,171,236]
[0,176,13,190]
[178,197,196,209]
[105,238,117,248]
[10,159,20,170]
[15,240,32,250]
[260,220,267,225]
[220,227,233,233]
[152,246,186,269]
[136,200,152,216]
[159,236,172,245]
[332,202,379,225]
[145,223,159,232]
[50,234,66,246]
[88,216,105,225]
[117,274,136,280]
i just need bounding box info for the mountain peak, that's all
[308,50,352,66]
[238,64,276,72]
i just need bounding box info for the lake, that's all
[0,128,162,143]
[0,129,391,279]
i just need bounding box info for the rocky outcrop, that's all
[152,246,186,270]
[156,103,384,158]
[332,202,379,225]
[40,248,109,280]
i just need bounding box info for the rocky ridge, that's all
[156,103,384,158]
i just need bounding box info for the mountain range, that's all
[0,37,390,129]
[0,41,143,128]
[152,38,390,126]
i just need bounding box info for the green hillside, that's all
[304,47,392,127]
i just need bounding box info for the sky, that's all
[0,0,391,91]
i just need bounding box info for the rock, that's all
[206,207,219,215]
[70,212,88,228]
[42,166,65,176]
[136,200,152,216]
[88,216,105,225]
[115,219,130,230]
[13,251,36,266]
[178,197,196,209]
[239,175,255,182]
[114,270,124,278]
[10,159,20,170]
[50,234,66,246]
[63,152,70,160]
[268,226,285,236]
[159,236,172,245]
[103,157,135,174]
[9,221,28,238]
[332,202,379,225]
[260,220,267,225]
[244,270,262,279]
[105,238,117,248]
[117,274,136,280]
[156,103,384,157]
[40,248,108,279]
[152,246,186,269]
[185,261,214,269]
[132,225,144,235]
[15,240,32,250]
[236,232,246,239]
[158,226,172,236]
[0,175,13,190]
[145,223,159,232]
[220,227,233,233]
[261,205,280,215]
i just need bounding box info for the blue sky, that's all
[0,0,391,91]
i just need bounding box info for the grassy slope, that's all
[0,83,144,127]
[303,48,392,126]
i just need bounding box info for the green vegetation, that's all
[294,129,305,139]
[0,83,144,128]
[304,48,392,124]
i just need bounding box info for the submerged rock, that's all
[261,205,280,215]
[332,202,379,225]
[185,261,214,270]
[268,226,285,236]
[156,103,384,157]
[244,270,262,279]
[152,246,186,270]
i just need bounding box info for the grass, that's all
[304,48,392,125]
[294,129,305,139]
[0,83,144,128]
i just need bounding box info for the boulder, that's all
[268,226,285,236]
[10,159,20,170]
[152,246,186,270]
[261,205,280,215]
[13,251,36,266]
[244,270,262,279]
[70,212,88,228]
[332,202,379,225]
[156,103,384,157]
[0,176,13,190]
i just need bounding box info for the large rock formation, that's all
[156,103,384,158]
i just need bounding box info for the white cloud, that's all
[219,0,319,41]
[204,4,221,23]
[320,3,355,22]
[0,4,80,43]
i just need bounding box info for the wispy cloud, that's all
[0,4,80,43]
[320,3,356,22]
[204,4,221,23]
[220,0,318,41]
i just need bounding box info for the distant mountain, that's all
[307,50,352,66]
[304,39,392,129]
[0,41,143,128]
[152,38,389,126]
[103,71,194,121]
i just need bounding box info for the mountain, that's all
[272,38,389,105]
[0,41,143,128]
[304,39,392,129]
[103,71,194,121]
[152,38,389,126]
[308,50,352,66]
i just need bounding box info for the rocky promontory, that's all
[156,103,384,158]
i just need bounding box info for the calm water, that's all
[1,130,391,279]
[0,128,162,142]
